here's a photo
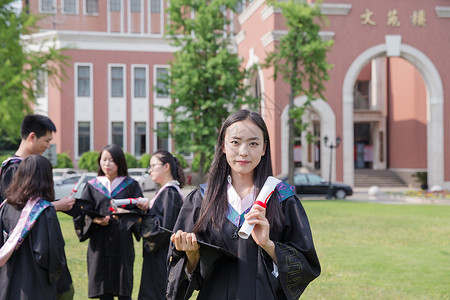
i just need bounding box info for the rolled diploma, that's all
[110,198,149,209]
[238,176,281,239]
[69,173,87,198]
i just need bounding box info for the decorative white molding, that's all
[261,30,335,47]
[435,6,450,18]
[319,31,335,41]
[23,30,177,53]
[238,0,266,25]
[320,3,352,16]
[261,30,286,47]
[260,5,278,21]
[235,30,246,45]
[385,35,402,57]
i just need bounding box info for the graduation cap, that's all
[159,226,238,260]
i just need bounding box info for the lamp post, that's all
[323,135,341,199]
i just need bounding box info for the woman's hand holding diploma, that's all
[171,230,201,274]
[245,203,277,263]
[93,215,110,226]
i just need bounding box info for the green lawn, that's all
[59,201,450,299]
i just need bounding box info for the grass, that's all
[58,200,450,299]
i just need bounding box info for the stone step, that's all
[354,169,407,187]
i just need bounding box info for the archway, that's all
[342,35,444,187]
[281,97,337,182]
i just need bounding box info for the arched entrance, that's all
[342,35,444,187]
[281,97,337,182]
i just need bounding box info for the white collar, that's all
[98,176,126,193]
[227,175,255,214]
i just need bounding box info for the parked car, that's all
[128,168,157,191]
[52,168,80,181]
[54,173,96,200]
[279,173,353,199]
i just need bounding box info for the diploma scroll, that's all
[69,173,87,198]
[238,176,281,239]
[110,198,149,210]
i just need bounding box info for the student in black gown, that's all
[167,109,321,300]
[137,150,185,300]
[0,114,74,299]
[0,155,68,300]
[73,144,143,300]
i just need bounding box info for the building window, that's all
[86,0,98,14]
[156,122,169,151]
[63,0,77,14]
[135,122,146,156]
[111,67,124,97]
[110,0,120,11]
[156,68,169,98]
[112,122,124,148]
[78,122,91,156]
[35,69,47,98]
[150,0,161,13]
[134,67,146,98]
[41,0,55,13]
[77,66,90,97]
[130,0,141,12]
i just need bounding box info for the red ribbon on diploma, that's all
[254,190,274,208]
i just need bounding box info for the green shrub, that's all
[78,151,99,172]
[56,152,73,168]
[191,153,212,173]
[138,153,151,168]
[124,153,138,168]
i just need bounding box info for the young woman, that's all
[166,110,321,300]
[73,144,143,300]
[0,155,68,300]
[138,150,185,300]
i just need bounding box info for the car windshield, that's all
[53,171,64,176]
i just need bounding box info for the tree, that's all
[0,0,67,142]
[162,0,259,179]
[264,0,333,185]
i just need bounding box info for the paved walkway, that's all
[144,186,450,206]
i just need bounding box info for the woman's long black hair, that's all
[193,109,284,233]
[97,144,129,177]
[152,150,186,188]
[6,155,54,210]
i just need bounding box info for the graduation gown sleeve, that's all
[0,204,67,300]
[166,183,320,300]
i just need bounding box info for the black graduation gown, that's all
[166,182,321,300]
[73,177,143,298]
[138,187,183,300]
[0,157,73,295]
[0,203,67,300]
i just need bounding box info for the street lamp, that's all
[323,135,341,199]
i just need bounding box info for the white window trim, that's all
[39,0,56,13]
[132,64,148,99]
[108,64,126,98]
[153,64,170,100]
[84,0,99,15]
[131,64,149,156]
[147,0,164,36]
[62,0,79,15]
[74,62,94,159]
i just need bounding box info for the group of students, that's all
[0,110,321,300]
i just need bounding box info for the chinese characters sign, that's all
[360,8,427,27]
